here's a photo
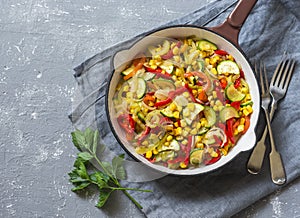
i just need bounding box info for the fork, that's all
[247,56,296,179]
[257,62,287,185]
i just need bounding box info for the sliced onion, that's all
[154,89,169,100]
[142,101,156,111]
[203,127,227,147]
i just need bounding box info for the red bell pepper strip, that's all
[226,118,235,144]
[184,83,196,103]
[168,87,186,99]
[205,150,221,165]
[154,98,172,107]
[161,49,174,60]
[230,101,241,110]
[240,70,245,79]
[167,135,194,165]
[214,50,228,56]
[242,116,250,134]
[117,114,135,141]
[216,87,225,104]
[145,66,162,73]
[234,77,241,89]
[137,126,151,144]
[219,78,227,89]
[183,135,193,165]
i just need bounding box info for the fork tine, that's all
[270,55,288,86]
[280,59,296,90]
[263,62,269,91]
[259,61,266,94]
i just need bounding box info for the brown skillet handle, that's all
[210,0,257,48]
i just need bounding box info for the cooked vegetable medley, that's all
[113,37,253,170]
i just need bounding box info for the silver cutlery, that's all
[247,56,296,181]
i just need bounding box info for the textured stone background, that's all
[1,0,300,217]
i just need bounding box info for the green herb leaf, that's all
[90,171,110,189]
[96,189,113,208]
[68,170,89,183]
[78,152,93,161]
[84,128,94,149]
[112,154,126,180]
[92,129,99,154]
[71,130,86,151]
[101,161,113,177]
[76,160,89,179]
[71,182,91,191]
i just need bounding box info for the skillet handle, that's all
[210,0,257,47]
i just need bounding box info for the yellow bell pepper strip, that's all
[123,56,146,80]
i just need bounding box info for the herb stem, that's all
[91,150,144,209]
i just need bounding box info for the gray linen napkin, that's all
[69,0,300,217]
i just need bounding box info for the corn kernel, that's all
[172,75,177,80]
[142,141,149,146]
[220,148,227,156]
[205,58,210,64]
[195,136,203,142]
[246,105,253,113]
[173,111,180,119]
[190,128,197,135]
[243,108,250,116]
[212,91,217,99]
[173,46,179,55]
[196,122,201,129]
[181,120,187,127]
[145,151,152,159]
[169,103,177,111]
[227,55,234,61]
[174,122,179,127]
[148,101,154,107]
[180,44,188,53]
[175,127,182,135]
[182,130,189,137]
[176,136,183,141]
[167,135,173,142]
[211,68,218,75]
[237,125,245,133]
[123,85,129,92]
[164,141,170,146]
[185,127,191,132]
[240,118,245,125]
[210,150,218,158]
[213,105,218,112]
[180,162,187,169]
[153,148,158,155]
[196,142,204,149]
[182,139,188,145]
[174,55,181,63]
[192,89,198,96]
[234,129,239,136]
[183,92,190,98]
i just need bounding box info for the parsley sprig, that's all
[68,128,151,208]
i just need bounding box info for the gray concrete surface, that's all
[1,0,300,217]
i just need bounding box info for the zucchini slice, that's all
[203,106,216,127]
[217,60,240,75]
[219,106,240,123]
[121,65,134,76]
[225,83,246,102]
[190,148,204,165]
[197,40,218,51]
[136,78,147,99]
[152,78,176,91]
[143,72,156,81]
